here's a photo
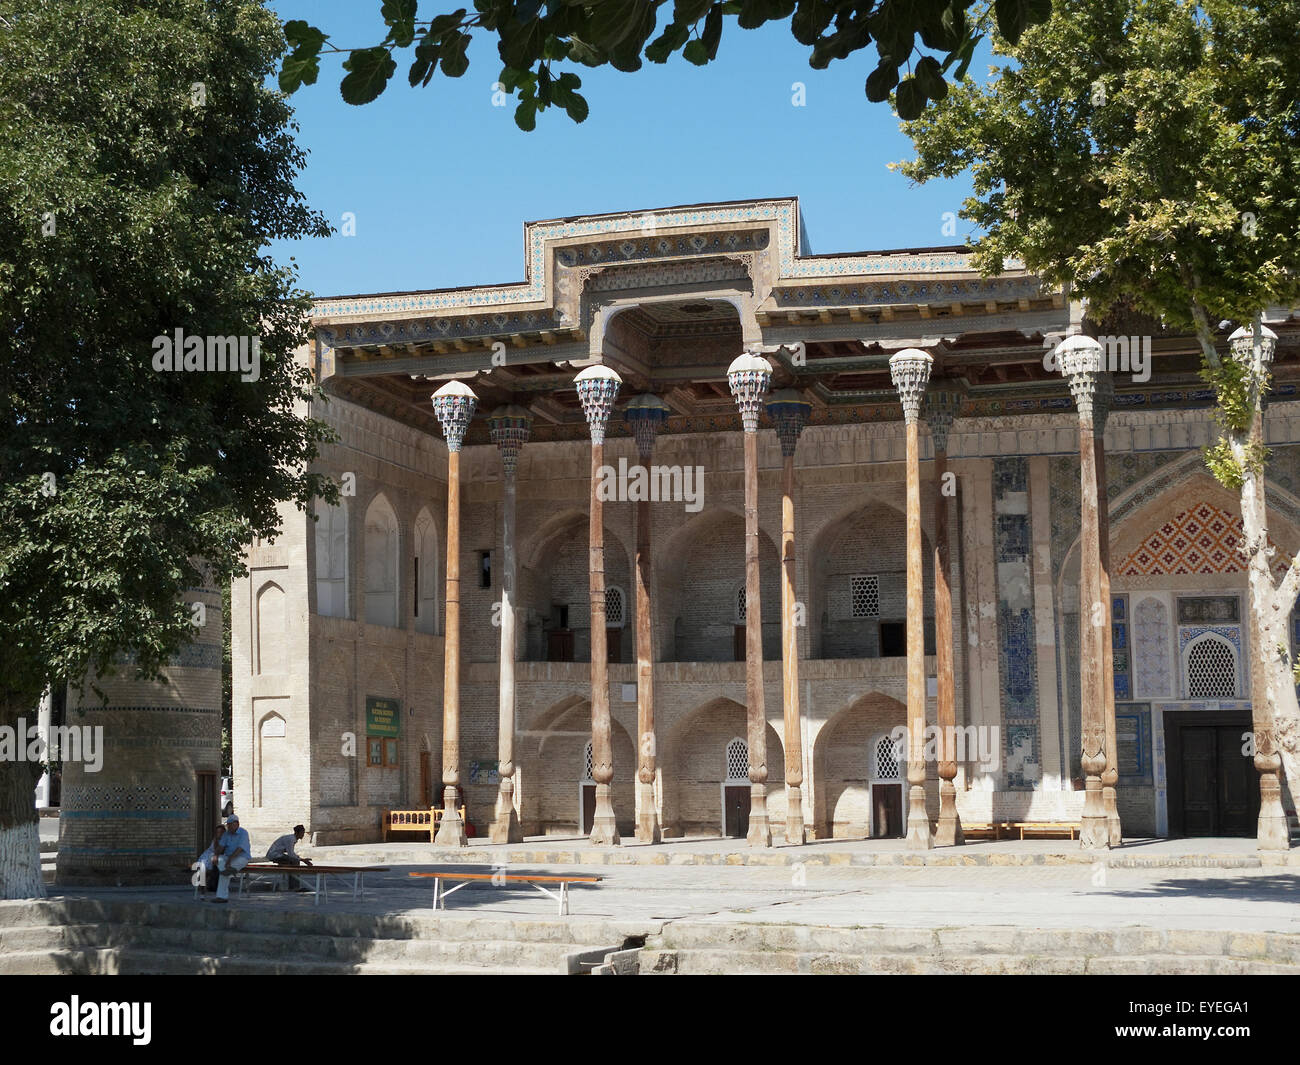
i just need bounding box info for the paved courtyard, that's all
[36,835,1300,935]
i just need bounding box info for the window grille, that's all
[583,741,594,781]
[725,738,749,781]
[736,586,747,623]
[1187,637,1237,699]
[874,735,902,781]
[851,575,880,618]
[605,586,625,626]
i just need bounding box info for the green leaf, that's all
[440,32,472,77]
[646,21,690,62]
[895,76,926,120]
[515,97,537,130]
[408,34,442,86]
[674,0,715,23]
[586,0,646,50]
[701,4,723,60]
[683,37,710,65]
[283,20,327,52]
[994,0,1051,43]
[381,0,419,47]
[280,50,321,94]
[340,47,398,104]
[864,61,898,103]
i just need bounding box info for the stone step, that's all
[91,923,615,971]
[6,899,641,946]
[638,948,1300,976]
[647,923,1300,964]
[0,948,560,976]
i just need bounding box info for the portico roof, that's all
[309,196,1300,444]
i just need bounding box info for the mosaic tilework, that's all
[1063,613,1082,782]
[1112,594,1131,701]
[1132,596,1173,699]
[1117,502,1285,576]
[1116,705,1153,784]
[993,457,1039,789]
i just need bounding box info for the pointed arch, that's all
[314,498,349,619]
[364,492,400,628]
[413,507,439,635]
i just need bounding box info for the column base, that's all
[489,780,523,844]
[589,783,621,846]
[434,786,468,847]
[747,784,772,848]
[784,785,806,846]
[635,780,661,844]
[935,780,964,846]
[1103,785,1122,847]
[1079,779,1110,849]
[1258,772,1290,851]
[905,784,932,850]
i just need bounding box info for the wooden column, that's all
[1092,374,1122,846]
[575,365,622,846]
[488,406,531,844]
[925,382,964,846]
[767,388,811,845]
[890,350,934,850]
[431,381,476,847]
[728,351,773,848]
[1057,337,1109,849]
[625,394,670,844]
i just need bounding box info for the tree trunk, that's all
[0,699,45,899]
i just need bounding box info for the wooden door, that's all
[724,785,750,837]
[733,625,746,662]
[581,784,596,834]
[607,627,622,662]
[1217,726,1254,836]
[195,772,218,855]
[872,783,903,838]
[1181,727,1217,836]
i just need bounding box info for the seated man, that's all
[196,823,226,893]
[265,824,312,892]
[212,813,251,904]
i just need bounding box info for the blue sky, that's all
[268,1,980,299]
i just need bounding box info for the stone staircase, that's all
[0,899,640,975]
[634,923,1300,975]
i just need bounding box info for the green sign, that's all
[366,696,400,738]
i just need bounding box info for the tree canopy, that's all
[278,0,1053,128]
[0,0,335,895]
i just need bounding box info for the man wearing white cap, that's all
[212,813,251,903]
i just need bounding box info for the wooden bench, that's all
[235,864,390,906]
[409,871,602,916]
[960,822,1007,840]
[381,806,466,842]
[1012,821,1079,840]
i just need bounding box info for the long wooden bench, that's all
[381,806,466,842]
[410,871,601,916]
[235,864,391,906]
[960,822,1006,840]
[1012,821,1078,840]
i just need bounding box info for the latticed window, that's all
[605,586,625,626]
[725,738,749,781]
[874,734,902,781]
[851,574,880,618]
[583,741,594,782]
[1187,637,1237,699]
[736,586,747,623]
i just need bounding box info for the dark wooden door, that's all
[581,784,596,834]
[733,625,746,662]
[547,629,575,662]
[607,627,622,662]
[195,772,218,855]
[724,785,750,837]
[1217,727,1255,836]
[1167,712,1258,837]
[872,783,903,838]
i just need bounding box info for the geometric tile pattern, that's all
[993,457,1039,789]
[1118,502,1282,576]
[1132,596,1173,699]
